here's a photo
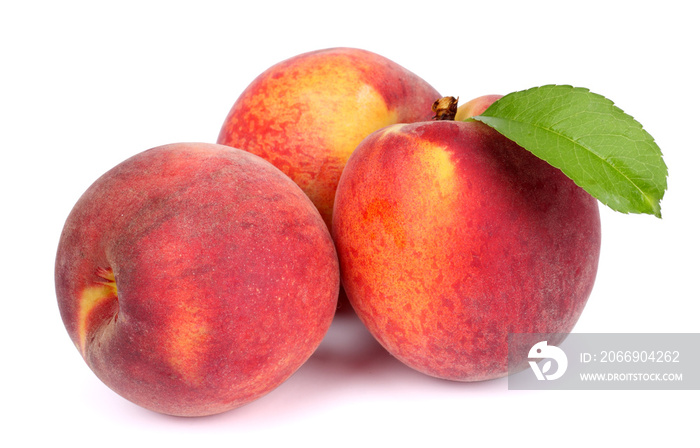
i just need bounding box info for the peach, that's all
[55,143,339,416]
[454,94,503,120]
[217,47,441,229]
[331,99,601,381]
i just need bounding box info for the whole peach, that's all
[55,143,339,416]
[217,47,440,229]
[332,104,601,381]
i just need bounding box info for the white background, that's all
[3,1,698,446]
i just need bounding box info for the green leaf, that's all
[469,85,668,218]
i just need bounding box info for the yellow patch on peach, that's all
[351,137,460,350]
[327,84,398,161]
[164,294,212,387]
[77,268,117,356]
[294,80,398,223]
[411,139,457,206]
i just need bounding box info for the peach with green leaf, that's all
[332,87,667,381]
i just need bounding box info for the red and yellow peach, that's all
[217,47,441,229]
[55,142,339,416]
[332,98,601,381]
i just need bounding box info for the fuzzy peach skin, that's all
[332,111,601,381]
[217,47,441,230]
[55,143,339,416]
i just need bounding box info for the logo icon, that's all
[528,341,568,381]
